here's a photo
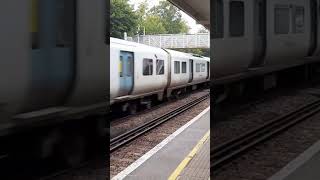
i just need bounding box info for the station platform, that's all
[269,139,320,180]
[112,107,210,180]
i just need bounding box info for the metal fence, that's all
[127,33,210,49]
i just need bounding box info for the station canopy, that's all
[168,0,210,29]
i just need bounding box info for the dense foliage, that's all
[110,0,138,38]
[111,0,191,37]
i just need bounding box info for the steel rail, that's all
[211,99,320,170]
[110,93,210,152]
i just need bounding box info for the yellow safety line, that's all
[168,130,210,180]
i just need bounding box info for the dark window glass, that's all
[182,62,187,73]
[293,6,304,33]
[56,0,75,47]
[275,5,290,34]
[143,58,153,75]
[156,59,164,75]
[127,56,133,76]
[213,0,224,38]
[230,1,245,37]
[174,61,180,74]
[258,1,266,36]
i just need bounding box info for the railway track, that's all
[211,98,320,171]
[110,93,210,152]
[110,88,209,121]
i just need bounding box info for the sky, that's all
[128,0,206,34]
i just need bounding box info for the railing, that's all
[127,33,210,49]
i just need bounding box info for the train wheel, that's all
[129,103,137,115]
[57,132,87,167]
[146,102,152,109]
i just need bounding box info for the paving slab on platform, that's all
[113,107,210,180]
[178,137,210,180]
[269,140,320,180]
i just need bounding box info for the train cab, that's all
[0,0,106,128]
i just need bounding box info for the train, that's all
[110,37,210,113]
[212,0,320,102]
[0,0,106,165]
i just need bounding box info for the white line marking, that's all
[112,106,210,180]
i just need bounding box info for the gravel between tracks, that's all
[213,89,318,145]
[110,89,209,138]
[213,88,320,180]
[110,98,209,177]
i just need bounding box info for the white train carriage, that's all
[110,38,210,113]
[110,38,169,108]
[213,0,319,83]
[190,56,210,84]
[265,0,312,67]
[165,49,193,96]
[164,50,210,97]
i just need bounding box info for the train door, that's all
[188,59,194,83]
[26,0,76,111]
[119,51,134,95]
[249,0,267,68]
[308,0,317,56]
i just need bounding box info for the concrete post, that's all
[124,32,127,40]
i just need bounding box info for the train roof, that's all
[110,37,210,62]
[110,37,153,48]
[165,49,210,62]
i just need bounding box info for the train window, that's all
[293,6,305,33]
[182,62,187,73]
[174,61,180,74]
[229,1,245,37]
[258,0,266,36]
[275,5,290,34]
[156,60,164,75]
[201,63,206,72]
[196,63,201,72]
[56,0,75,47]
[213,0,224,38]
[127,56,133,76]
[143,58,153,75]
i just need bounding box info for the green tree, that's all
[143,15,167,34]
[136,0,148,35]
[111,0,138,38]
[149,0,190,34]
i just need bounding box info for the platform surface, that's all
[269,140,320,180]
[112,107,210,180]
[178,136,210,180]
